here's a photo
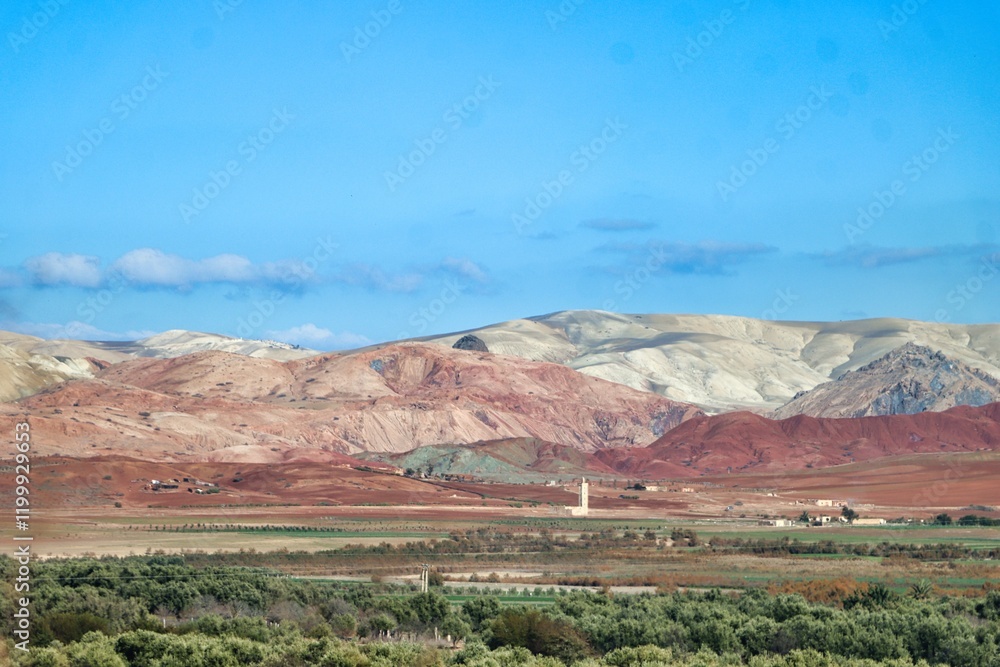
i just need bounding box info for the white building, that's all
[853,517,887,526]
[568,477,589,516]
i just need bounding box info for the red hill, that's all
[598,402,1000,477]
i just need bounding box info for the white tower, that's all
[579,477,589,512]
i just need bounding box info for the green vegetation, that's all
[7,517,1000,664]
[3,554,1000,665]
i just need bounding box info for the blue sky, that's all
[1,0,998,349]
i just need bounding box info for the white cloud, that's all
[266,323,371,350]
[111,249,257,286]
[15,249,481,297]
[24,253,102,287]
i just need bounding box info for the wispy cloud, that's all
[266,323,371,350]
[11,249,495,298]
[24,253,102,287]
[437,257,490,283]
[580,217,656,232]
[599,240,776,275]
[335,263,424,293]
[7,321,156,341]
[817,243,998,269]
[0,269,22,288]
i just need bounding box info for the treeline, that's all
[140,524,363,533]
[322,528,996,562]
[3,555,1000,665]
[934,513,1000,526]
[706,536,1000,560]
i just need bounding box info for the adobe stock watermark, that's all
[7,0,70,53]
[75,269,127,325]
[600,242,670,311]
[512,117,627,235]
[395,280,465,340]
[909,454,982,509]
[12,420,33,652]
[760,288,799,321]
[716,84,832,202]
[843,127,958,243]
[673,0,751,73]
[235,236,338,338]
[179,107,294,224]
[51,65,169,182]
[214,0,246,21]
[341,0,403,63]
[932,252,999,324]
[384,75,501,192]
[878,0,930,41]
[546,0,586,30]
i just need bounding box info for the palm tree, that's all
[909,579,932,600]
[866,583,893,607]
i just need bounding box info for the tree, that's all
[440,614,472,643]
[845,582,897,609]
[366,612,396,637]
[841,506,858,524]
[329,613,357,638]
[40,612,111,644]
[408,591,450,624]
[934,513,953,525]
[489,608,592,663]
[909,579,933,600]
[64,633,129,667]
[799,511,811,523]
[462,596,501,631]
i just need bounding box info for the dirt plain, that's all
[4,451,998,559]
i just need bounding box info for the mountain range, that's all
[3,311,1000,480]
[1,342,697,461]
[420,311,1000,413]
[0,329,315,402]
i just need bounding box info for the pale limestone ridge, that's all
[425,311,1000,413]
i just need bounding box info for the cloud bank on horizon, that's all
[1,1,998,349]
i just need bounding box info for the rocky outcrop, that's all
[452,334,489,353]
[772,343,1000,419]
